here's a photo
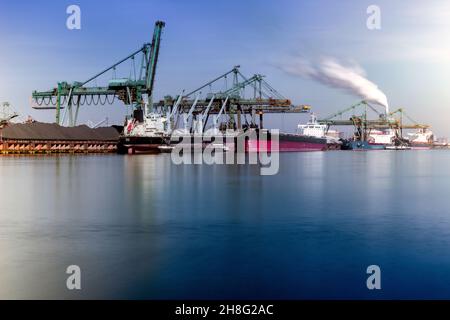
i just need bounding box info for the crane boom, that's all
[222,74,264,97]
[212,96,229,131]
[202,95,215,118]
[322,101,367,121]
[217,97,229,119]
[183,93,201,132]
[170,90,185,118]
[185,66,240,97]
[146,20,165,95]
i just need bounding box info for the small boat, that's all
[341,140,386,150]
[385,145,411,150]
[158,145,175,153]
[208,143,230,152]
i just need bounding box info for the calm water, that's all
[1,151,450,299]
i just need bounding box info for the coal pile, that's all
[0,122,120,141]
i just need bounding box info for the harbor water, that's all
[1,151,450,299]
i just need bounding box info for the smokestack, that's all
[281,57,389,114]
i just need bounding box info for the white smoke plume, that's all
[281,57,389,113]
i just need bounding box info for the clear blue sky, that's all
[1,0,449,136]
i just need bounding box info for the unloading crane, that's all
[155,66,310,132]
[317,100,430,143]
[387,108,429,129]
[196,95,215,134]
[181,93,201,133]
[184,66,241,98]
[157,66,307,113]
[32,21,165,126]
[320,100,383,122]
[166,90,184,132]
[212,96,229,134]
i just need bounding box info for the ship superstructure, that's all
[297,113,342,148]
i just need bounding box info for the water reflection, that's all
[0,151,450,298]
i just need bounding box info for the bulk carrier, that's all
[117,107,168,154]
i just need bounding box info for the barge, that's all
[0,122,120,155]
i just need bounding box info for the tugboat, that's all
[341,139,386,150]
[341,122,388,151]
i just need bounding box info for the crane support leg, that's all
[237,108,242,130]
[56,83,62,124]
[74,98,80,126]
[68,101,73,127]
[259,112,264,129]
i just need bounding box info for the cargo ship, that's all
[245,128,327,152]
[407,128,434,150]
[367,129,397,147]
[117,109,168,154]
[433,137,449,149]
[296,114,342,150]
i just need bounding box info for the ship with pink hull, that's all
[245,114,341,152]
[245,129,327,152]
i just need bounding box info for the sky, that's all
[0,0,450,136]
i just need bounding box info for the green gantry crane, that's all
[32,20,165,127]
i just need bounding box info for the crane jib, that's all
[31,21,166,126]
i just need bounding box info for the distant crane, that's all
[321,100,383,122]
[387,108,429,129]
[317,100,429,142]
[32,21,165,127]
[0,102,19,127]
[87,117,109,129]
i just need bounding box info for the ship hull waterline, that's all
[117,136,166,154]
[118,131,330,154]
[246,132,328,152]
